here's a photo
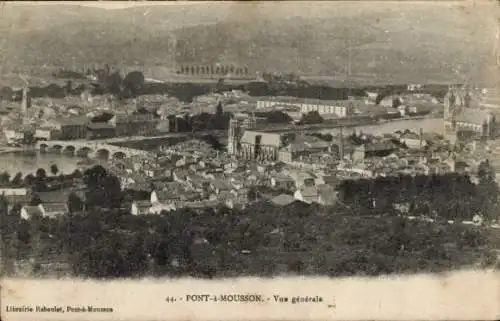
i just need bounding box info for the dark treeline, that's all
[338,162,499,222]
[0,167,83,193]
[0,72,453,105]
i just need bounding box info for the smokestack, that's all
[419,128,423,147]
[339,127,345,160]
[21,87,30,114]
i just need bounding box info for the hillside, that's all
[0,2,497,85]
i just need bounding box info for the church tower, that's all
[228,118,241,156]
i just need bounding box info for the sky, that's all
[7,1,478,9]
[7,1,209,9]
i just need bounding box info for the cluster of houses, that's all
[0,124,494,220]
[0,187,85,220]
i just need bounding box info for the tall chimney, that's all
[419,128,423,147]
[21,87,30,115]
[339,127,345,160]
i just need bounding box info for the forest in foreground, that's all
[1,200,498,279]
[1,163,499,279]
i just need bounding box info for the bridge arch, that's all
[76,147,93,157]
[63,145,76,156]
[95,148,110,160]
[39,143,49,153]
[112,151,127,160]
[49,144,63,153]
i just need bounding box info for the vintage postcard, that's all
[1,1,500,320]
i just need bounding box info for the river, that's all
[319,117,444,136]
[0,151,84,176]
[0,118,444,174]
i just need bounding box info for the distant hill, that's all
[0,3,497,85]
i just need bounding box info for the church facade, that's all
[227,116,282,161]
[443,87,499,142]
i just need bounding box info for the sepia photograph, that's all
[0,1,500,320]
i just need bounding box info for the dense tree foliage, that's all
[50,165,59,176]
[1,164,498,278]
[0,171,11,185]
[121,71,145,98]
[337,172,499,221]
[299,111,324,124]
[10,172,23,186]
[255,111,293,124]
[83,165,123,209]
[0,198,496,278]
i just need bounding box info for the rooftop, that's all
[53,115,90,126]
[87,122,116,130]
[455,108,492,125]
[240,130,281,147]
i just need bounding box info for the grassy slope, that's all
[0,3,496,85]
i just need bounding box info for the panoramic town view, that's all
[0,2,499,279]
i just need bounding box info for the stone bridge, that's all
[35,140,153,160]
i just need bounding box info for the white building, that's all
[256,97,354,118]
[3,129,24,143]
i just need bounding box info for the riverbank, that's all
[0,150,85,175]
[0,146,32,154]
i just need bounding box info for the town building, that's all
[87,122,116,140]
[109,113,159,137]
[48,116,89,140]
[352,141,396,161]
[443,86,499,143]
[2,129,25,144]
[239,130,282,161]
[0,187,30,205]
[227,114,259,156]
[34,128,54,141]
[256,97,355,117]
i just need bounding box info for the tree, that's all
[84,165,123,209]
[125,235,149,276]
[71,169,83,179]
[67,192,84,214]
[392,97,402,108]
[478,159,495,182]
[50,164,59,176]
[35,168,47,180]
[10,172,23,186]
[105,71,123,96]
[0,171,10,184]
[247,187,259,202]
[300,111,324,124]
[23,174,36,186]
[122,71,145,97]
[215,78,225,93]
[265,110,293,124]
[0,193,8,215]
